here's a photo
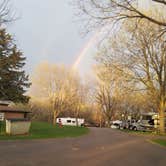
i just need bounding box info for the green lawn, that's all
[0,121,89,140]
[152,139,166,147]
[121,129,166,136]
[120,129,154,135]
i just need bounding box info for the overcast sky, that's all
[7,0,94,75]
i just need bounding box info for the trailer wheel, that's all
[133,127,137,131]
[129,126,133,130]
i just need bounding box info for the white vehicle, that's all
[129,120,145,131]
[56,117,84,126]
[130,112,159,131]
[111,120,122,129]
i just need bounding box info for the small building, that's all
[0,101,31,135]
[6,118,31,135]
[0,105,30,120]
[56,117,84,126]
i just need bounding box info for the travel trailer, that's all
[56,117,84,126]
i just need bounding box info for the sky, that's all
[7,0,95,75]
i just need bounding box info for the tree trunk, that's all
[99,117,102,128]
[53,112,57,125]
[75,108,79,127]
[107,117,111,128]
[49,111,52,123]
[76,117,78,127]
[159,99,165,134]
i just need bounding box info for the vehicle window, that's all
[142,115,152,120]
[67,120,71,123]
[72,121,75,123]
[148,119,154,125]
[114,123,119,126]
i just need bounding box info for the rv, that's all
[130,112,159,131]
[56,117,84,126]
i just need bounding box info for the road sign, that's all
[0,113,4,121]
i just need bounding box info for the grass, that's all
[0,121,89,140]
[151,139,166,147]
[120,129,154,135]
[121,128,166,136]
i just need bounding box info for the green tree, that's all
[0,28,31,103]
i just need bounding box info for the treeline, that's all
[23,62,97,125]
[14,61,153,127]
[73,0,166,133]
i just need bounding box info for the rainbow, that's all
[72,32,98,70]
[72,25,110,70]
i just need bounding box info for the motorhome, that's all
[130,112,159,131]
[56,117,84,126]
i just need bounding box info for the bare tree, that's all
[94,65,122,127]
[0,0,14,25]
[96,84,117,127]
[96,20,166,133]
[74,0,166,34]
[67,79,90,126]
[30,62,91,125]
[30,62,79,124]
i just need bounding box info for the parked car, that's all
[119,121,130,129]
[118,119,137,130]
[83,122,100,127]
[111,120,122,129]
[129,120,145,131]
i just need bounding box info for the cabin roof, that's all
[0,106,31,113]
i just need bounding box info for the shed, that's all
[0,106,31,120]
[6,118,31,135]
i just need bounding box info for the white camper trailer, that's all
[56,117,84,126]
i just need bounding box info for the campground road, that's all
[0,128,166,166]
